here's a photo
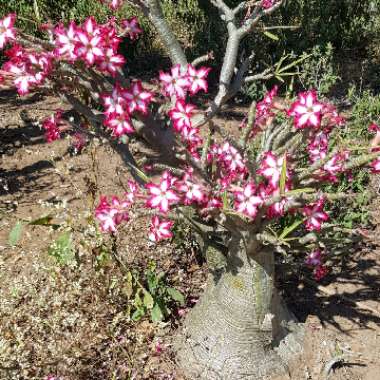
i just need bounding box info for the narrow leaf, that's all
[280,155,287,196]
[285,188,315,196]
[8,221,24,246]
[28,215,61,229]
[279,219,304,240]
[264,31,279,41]
[222,190,229,209]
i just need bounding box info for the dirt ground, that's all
[0,91,380,380]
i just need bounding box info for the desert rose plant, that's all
[1,0,379,378]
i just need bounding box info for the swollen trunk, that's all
[175,238,301,380]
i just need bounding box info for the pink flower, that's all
[314,265,328,281]
[176,170,207,205]
[302,197,329,231]
[256,85,278,126]
[308,131,329,162]
[101,84,127,115]
[261,0,277,9]
[125,180,139,203]
[305,249,323,266]
[121,17,143,40]
[234,182,263,219]
[187,65,210,95]
[369,123,380,133]
[146,175,180,213]
[2,50,53,95]
[95,195,130,233]
[148,216,174,242]
[0,14,17,49]
[288,90,324,129]
[257,152,288,187]
[102,0,124,10]
[159,64,190,98]
[72,132,87,152]
[97,48,125,75]
[104,112,134,136]
[54,22,79,61]
[74,17,104,65]
[168,100,196,132]
[370,157,380,173]
[219,142,247,173]
[322,151,349,181]
[263,183,292,218]
[123,81,153,114]
[42,110,63,142]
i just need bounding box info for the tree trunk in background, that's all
[175,237,303,380]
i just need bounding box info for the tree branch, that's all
[145,0,188,66]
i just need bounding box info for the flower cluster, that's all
[53,17,126,74]
[101,81,153,136]
[160,64,210,99]
[2,46,53,95]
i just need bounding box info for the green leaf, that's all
[147,271,158,294]
[28,215,61,230]
[129,163,149,182]
[285,188,315,196]
[134,290,143,308]
[151,303,164,322]
[131,308,145,321]
[279,155,287,196]
[279,219,304,240]
[167,287,185,306]
[8,221,24,247]
[48,231,74,265]
[222,190,229,209]
[143,290,154,309]
[264,31,279,41]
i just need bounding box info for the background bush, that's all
[1,0,380,88]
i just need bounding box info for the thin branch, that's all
[244,67,274,83]
[191,51,214,67]
[238,0,284,37]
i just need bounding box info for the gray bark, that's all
[175,237,302,380]
[147,0,188,66]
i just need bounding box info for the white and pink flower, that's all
[121,17,143,40]
[168,100,196,132]
[146,175,180,213]
[257,152,288,188]
[187,65,210,95]
[95,195,130,233]
[234,182,263,219]
[159,64,189,98]
[0,14,17,49]
[288,90,324,129]
[123,81,153,114]
[148,216,174,242]
[104,112,134,136]
[302,197,329,231]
